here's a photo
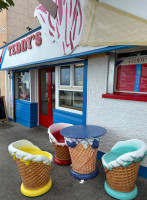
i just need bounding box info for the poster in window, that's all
[116,65,136,92]
[139,64,147,92]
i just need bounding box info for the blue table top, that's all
[60,125,107,139]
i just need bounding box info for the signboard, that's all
[116,65,136,92]
[116,64,147,93]
[140,64,147,92]
[117,57,147,66]
[34,1,85,55]
[0,96,9,123]
[8,31,42,56]
[0,28,102,70]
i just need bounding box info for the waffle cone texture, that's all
[53,142,71,161]
[105,161,141,192]
[16,159,51,190]
[69,143,98,174]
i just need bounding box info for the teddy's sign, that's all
[8,31,42,56]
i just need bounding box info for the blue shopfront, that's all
[0,26,131,129]
[13,59,88,128]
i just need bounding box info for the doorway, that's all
[39,67,55,128]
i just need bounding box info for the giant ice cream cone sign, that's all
[35,0,147,55]
[35,0,85,55]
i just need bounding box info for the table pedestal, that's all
[71,168,98,180]
[68,143,99,180]
[60,125,107,180]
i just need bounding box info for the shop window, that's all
[57,63,84,113]
[17,71,30,101]
[102,54,147,101]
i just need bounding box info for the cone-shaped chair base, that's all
[21,178,52,197]
[104,181,138,200]
[54,156,71,165]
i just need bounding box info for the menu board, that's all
[116,65,136,91]
[116,64,147,93]
[140,64,147,92]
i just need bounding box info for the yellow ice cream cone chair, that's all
[8,140,53,197]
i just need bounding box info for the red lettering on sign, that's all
[16,42,21,54]
[21,39,27,52]
[8,31,42,56]
[12,44,16,55]
[35,31,42,46]
[26,35,35,49]
[129,58,145,64]
[8,45,12,56]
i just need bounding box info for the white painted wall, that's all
[30,69,38,103]
[99,0,147,20]
[6,71,13,119]
[87,54,147,167]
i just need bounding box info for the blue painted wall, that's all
[15,99,38,128]
[53,109,83,125]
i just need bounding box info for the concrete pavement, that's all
[0,122,146,200]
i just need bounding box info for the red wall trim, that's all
[102,92,147,102]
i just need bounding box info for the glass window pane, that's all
[59,90,83,111]
[41,69,48,116]
[73,92,83,110]
[74,64,84,86]
[59,90,73,108]
[60,66,70,85]
[18,71,30,101]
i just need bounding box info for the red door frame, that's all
[38,67,54,128]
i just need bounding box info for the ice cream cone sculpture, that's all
[8,140,53,197]
[102,139,147,200]
[65,137,100,179]
[48,123,73,165]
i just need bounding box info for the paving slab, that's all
[0,122,146,200]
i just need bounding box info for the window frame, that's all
[102,53,147,102]
[56,63,84,114]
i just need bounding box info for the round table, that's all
[60,125,107,180]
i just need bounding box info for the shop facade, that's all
[0,26,147,178]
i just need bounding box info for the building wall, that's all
[1,0,40,118]
[7,0,40,42]
[6,71,13,119]
[0,10,7,96]
[87,54,147,167]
